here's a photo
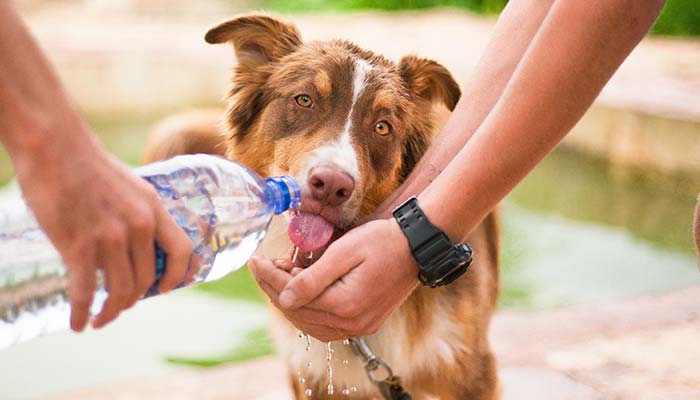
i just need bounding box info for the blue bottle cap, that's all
[265,176,301,214]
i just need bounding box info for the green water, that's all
[501,147,699,308]
[510,147,698,254]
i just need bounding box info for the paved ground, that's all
[50,286,700,400]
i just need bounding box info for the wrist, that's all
[9,114,103,181]
[415,192,463,243]
[391,196,473,287]
[385,217,421,280]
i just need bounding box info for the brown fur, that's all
[142,109,226,163]
[143,14,500,400]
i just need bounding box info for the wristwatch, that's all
[392,196,473,288]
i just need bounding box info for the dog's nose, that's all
[307,164,355,206]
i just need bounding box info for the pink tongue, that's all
[288,212,335,252]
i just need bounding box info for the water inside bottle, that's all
[0,164,273,348]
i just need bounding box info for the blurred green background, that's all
[264,0,700,37]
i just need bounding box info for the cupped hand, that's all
[12,135,193,332]
[249,218,419,342]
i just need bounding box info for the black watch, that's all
[392,196,473,288]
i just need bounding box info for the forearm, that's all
[0,2,93,159]
[373,0,555,218]
[420,0,665,242]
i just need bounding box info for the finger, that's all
[66,253,97,332]
[249,256,293,293]
[154,206,192,293]
[259,280,348,330]
[258,281,344,341]
[127,216,156,306]
[279,238,364,310]
[93,230,135,329]
[273,258,294,272]
[184,253,202,285]
[250,257,329,312]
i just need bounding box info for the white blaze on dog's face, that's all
[206,15,460,251]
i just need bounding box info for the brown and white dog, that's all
[144,14,500,400]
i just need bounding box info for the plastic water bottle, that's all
[0,154,300,349]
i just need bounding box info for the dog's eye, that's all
[374,121,391,136]
[294,94,313,108]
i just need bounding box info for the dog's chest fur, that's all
[266,268,469,398]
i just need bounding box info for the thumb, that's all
[279,238,363,310]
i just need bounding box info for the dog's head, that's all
[206,14,460,253]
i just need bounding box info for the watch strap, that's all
[393,196,473,287]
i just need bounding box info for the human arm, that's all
[372,0,557,220]
[0,3,193,331]
[250,0,558,340]
[251,0,666,341]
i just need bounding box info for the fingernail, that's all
[279,289,296,309]
[272,258,286,267]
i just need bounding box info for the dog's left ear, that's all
[399,55,461,111]
[397,56,460,181]
[205,14,302,71]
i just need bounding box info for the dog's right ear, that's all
[399,55,461,111]
[205,15,302,71]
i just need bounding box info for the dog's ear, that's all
[397,56,460,181]
[205,14,302,71]
[399,55,461,111]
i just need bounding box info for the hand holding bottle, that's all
[11,135,193,332]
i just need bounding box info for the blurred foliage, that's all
[195,266,265,303]
[264,0,508,13]
[652,0,700,36]
[0,149,11,186]
[165,327,272,367]
[264,0,700,37]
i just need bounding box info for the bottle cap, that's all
[265,176,301,214]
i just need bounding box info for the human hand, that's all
[12,134,193,332]
[249,218,419,342]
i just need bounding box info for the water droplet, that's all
[342,388,351,396]
[305,251,314,260]
[292,246,300,264]
[305,388,313,397]
[351,386,358,392]
[305,334,312,352]
[306,361,312,368]
[342,359,349,366]
[298,377,306,384]
[298,331,304,339]
[343,338,350,345]
[326,342,334,396]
